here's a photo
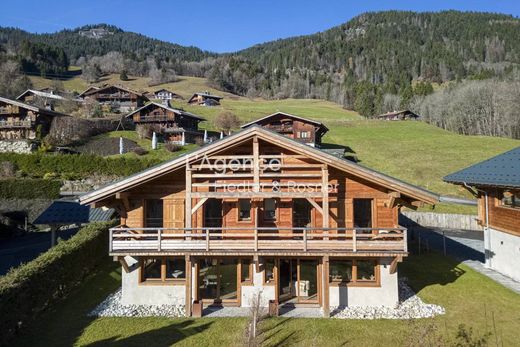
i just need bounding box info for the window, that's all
[241,259,252,283]
[502,190,520,209]
[264,259,276,284]
[264,199,277,220]
[329,259,378,286]
[329,260,353,283]
[238,199,251,221]
[145,199,163,228]
[141,257,185,284]
[353,199,372,228]
[299,131,310,138]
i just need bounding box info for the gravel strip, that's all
[88,289,185,318]
[331,279,445,319]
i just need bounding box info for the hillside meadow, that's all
[29,74,520,213]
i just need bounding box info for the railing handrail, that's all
[110,226,407,232]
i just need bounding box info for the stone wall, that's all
[0,140,37,154]
[399,211,481,231]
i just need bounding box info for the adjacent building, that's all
[0,96,66,142]
[187,92,223,106]
[375,110,420,121]
[80,85,148,113]
[80,124,438,317]
[444,147,520,281]
[126,102,215,144]
[241,112,329,147]
[153,89,183,101]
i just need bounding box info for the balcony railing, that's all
[0,120,32,128]
[109,227,407,254]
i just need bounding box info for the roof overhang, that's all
[241,112,329,132]
[79,126,439,206]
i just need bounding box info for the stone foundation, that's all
[0,140,37,154]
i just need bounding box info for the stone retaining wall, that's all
[0,140,36,154]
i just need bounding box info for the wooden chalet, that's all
[0,96,66,141]
[78,85,100,98]
[153,89,183,101]
[241,112,329,147]
[444,147,520,281]
[376,110,420,121]
[126,102,211,144]
[187,92,223,106]
[80,85,148,113]
[80,125,438,317]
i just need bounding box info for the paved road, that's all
[0,228,79,276]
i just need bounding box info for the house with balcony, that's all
[0,96,66,144]
[152,88,183,101]
[187,92,223,106]
[126,102,220,144]
[444,147,520,281]
[241,112,329,147]
[79,125,438,317]
[80,85,148,113]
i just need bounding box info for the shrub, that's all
[0,221,116,345]
[0,179,61,199]
[165,142,183,152]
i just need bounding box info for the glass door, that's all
[278,259,297,302]
[198,258,238,304]
[298,259,319,303]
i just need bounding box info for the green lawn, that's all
[10,252,520,346]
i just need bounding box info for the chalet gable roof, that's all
[16,89,67,101]
[0,96,68,117]
[444,146,520,188]
[82,84,147,98]
[241,112,329,132]
[124,102,206,121]
[80,125,438,205]
[188,92,223,102]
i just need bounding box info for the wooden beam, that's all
[253,136,260,192]
[322,255,330,317]
[322,166,329,229]
[389,255,403,274]
[306,198,323,215]
[116,192,130,210]
[191,198,208,215]
[185,255,192,317]
[254,254,260,273]
[185,164,192,229]
[191,191,322,198]
[118,256,130,273]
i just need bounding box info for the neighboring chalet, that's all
[126,102,218,144]
[444,147,520,281]
[0,96,66,141]
[153,89,183,101]
[80,125,438,317]
[376,110,420,121]
[78,85,100,98]
[16,89,67,110]
[241,112,329,147]
[80,85,149,113]
[187,92,223,106]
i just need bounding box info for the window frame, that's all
[329,258,380,287]
[139,257,186,285]
[263,198,278,221]
[499,190,520,210]
[238,199,252,222]
[240,258,253,285]
[144,199,164,228]
[263,258,276,285]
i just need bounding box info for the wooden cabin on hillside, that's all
[80,85,148,113]
[444,147,520,281]
[375,110,420,121]
[153,89,182,101]
[187,92,223,106]
[80,125,438,317]
[126,102,218,144]
[241,112,329,147]
[0,96,66,141]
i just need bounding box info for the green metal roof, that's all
[444,146,520,188]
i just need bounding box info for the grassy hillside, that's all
[29,74,520,213]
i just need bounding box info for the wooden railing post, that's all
[352,229,357,252]
[303,229,308,252]
[158,229,162,251]
[206,229,209,251]
[109,228,113,252]
[254,228,258,251]
[403,228,408,253]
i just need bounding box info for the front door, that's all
[198,258,238,304]
[204,198,222,229]
[279,259,297,302]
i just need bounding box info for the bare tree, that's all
[214,111,240,134]
[0,61,32,98]
[246,291,264,347]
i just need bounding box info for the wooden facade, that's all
[81,85,148,113]
[187,92,223,106]
[0,96,64,141]
[241,112,329,147]
[153,89,182,101]
[478,188,520,236]
[81,126,437,316]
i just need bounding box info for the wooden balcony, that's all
[0,120,32,128]
[109,227,408,256]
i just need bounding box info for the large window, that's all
[241,258,252,283]
[141,257,186,284]
[145,199,163,228]
[329,259,378,286]
[264,258,276,284]
[264,198,277,221]
[198,258,238,302]
[353,199,372,228]
[238,199,251,221]
[502,190,520,209]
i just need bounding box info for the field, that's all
[10,251,520,346]
[30,74,520,213]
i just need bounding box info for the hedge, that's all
[0,221,116,346]
[0,153,160,179]
[0,179,61,199]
